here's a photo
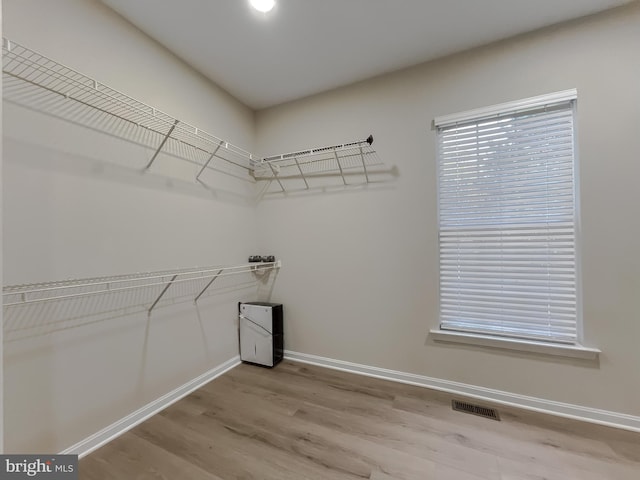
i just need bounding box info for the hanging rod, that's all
[254,135,383,191]
[3,261,281,307]
[2,37,256,181]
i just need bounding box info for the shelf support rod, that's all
[194,269,224,303]
[333,151,347,186]
[148,274,178,315]
[293,156,309,189]
[195,141,224,181]
[268,162,286,192]
[144,119,179,171]
[359,146,370,183]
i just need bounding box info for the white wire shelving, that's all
[2,261,280,342]
[2,37,256,180]
[3,261,280,309]
[2,37,391,192]
[254,135,384,192]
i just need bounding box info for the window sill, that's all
[429,329,600,360]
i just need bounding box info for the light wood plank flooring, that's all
[81,360,640,479]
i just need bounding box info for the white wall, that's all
[3,0,639,456]
[3,0,259,453]
[255,4,640,417]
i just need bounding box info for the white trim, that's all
[284,350,640,433]
[433,88,577,127]
[59,356,241,458]
[429,329,600,360]
[572,98,585,345]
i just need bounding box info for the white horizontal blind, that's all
[437,98,578,344]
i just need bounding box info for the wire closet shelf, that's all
[254,135,383,191]
[3,261,281,310]
[1,38,256,179]
[2,37,387,192]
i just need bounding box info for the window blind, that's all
[436,96,578,344]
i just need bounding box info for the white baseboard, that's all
[284,350,640,433]
[60,356,241,458]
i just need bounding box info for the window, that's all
[435,90,579,345]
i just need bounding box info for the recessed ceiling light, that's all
[250,0,275,13]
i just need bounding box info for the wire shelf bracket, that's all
[195,141,225,181]
[147,274,178,315]
[194,268,224,303]
[144,119,179,171]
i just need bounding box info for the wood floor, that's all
[80,360,640,479]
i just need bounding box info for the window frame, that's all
[432,90,593,355]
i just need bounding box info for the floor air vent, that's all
[452,400,500,421]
